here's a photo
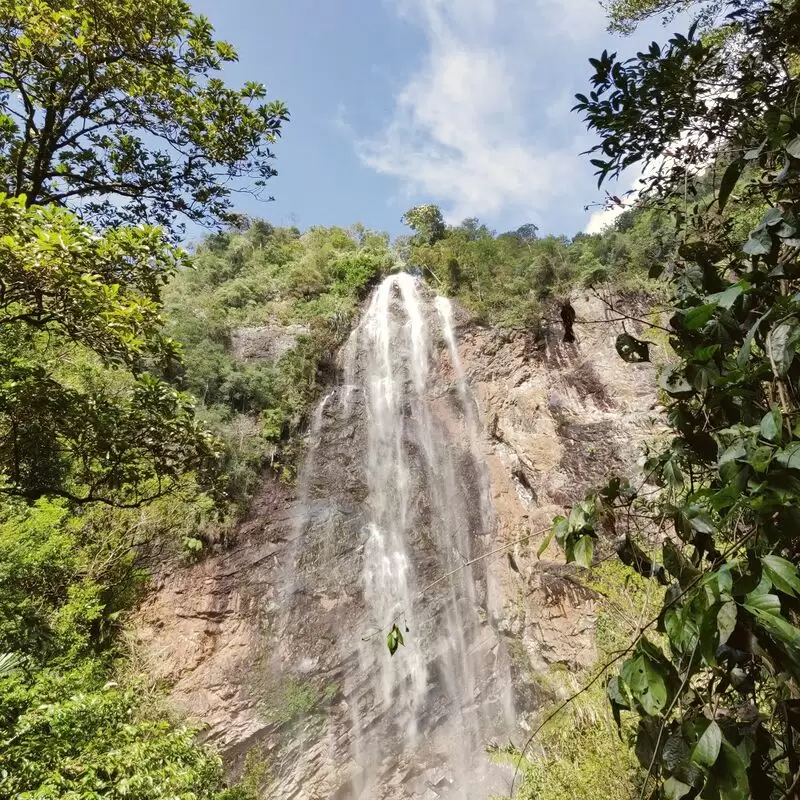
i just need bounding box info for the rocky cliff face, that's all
[133,287,660,799]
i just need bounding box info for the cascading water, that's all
[284,273,514,799]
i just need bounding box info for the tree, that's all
[402,204,446,246]
[542,2,800,798]
[0,0,288,235]
[0,195,219,506]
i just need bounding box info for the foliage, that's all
[0,0,287,235]
[0,668,248,799]
[605,0,726,34]
[402,207,674,329]
[547,2,800,797]
[0,497,253,798]
[164,219,392,492]
[0,195,220,506]
[402,204,446,246]
[502,560,658,800]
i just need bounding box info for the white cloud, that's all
[356,0,599,228]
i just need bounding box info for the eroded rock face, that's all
[133,289,660,798]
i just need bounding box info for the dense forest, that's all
[1,0,799,798]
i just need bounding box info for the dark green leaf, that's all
[620,653,668,716]
[762,555,800,597]
[718,159,744,212]
[751,608,800,649]
[663,540,700,588]
[710,740,749,800]
[737,310,770,367]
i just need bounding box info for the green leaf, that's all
[536,526,556,558]
[737,310,770,367]
[708,280,748,310]
[767,320,800,376]
[691,720,722,768]
[718,159,744,213]
[751,608,800,649]
[743,227,773,256]
[683,303,717,330]
[573,534,594,568]
[744,592,781,615]
[760,405,782,442]
[709,740,749,800]
[551,515,569,546]
[717,601,737,644]
[663,777,692,800]
[749,445,773,473]
[0,652,23,676]
[620,652,668,716]
[386,624,405,656]
[762,555,800,597]
[775,443,800,470]
[615,332,650,363]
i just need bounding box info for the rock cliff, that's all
[133,286,661,799]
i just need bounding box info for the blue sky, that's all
[190,0,674,239]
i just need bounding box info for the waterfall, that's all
[288,273,513,800]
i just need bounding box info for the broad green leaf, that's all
[711,740,749,800]
[743,227,773,256]
[750,608,800,649]
[709,280,748,310]
[573,534,594,568]
[717,601,737,644]
[744,592,781,615]
[620,653,668,716]
[775,443,800,470]
[759,405,782,442]
[551,515,569,546]
[691,720,722,768]
[718,441,747,469]
[762,555,800,597]
[767,320,800,377]
[683,303,717,330]
[749,445,773,473]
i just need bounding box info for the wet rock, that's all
[132,288,661,798]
